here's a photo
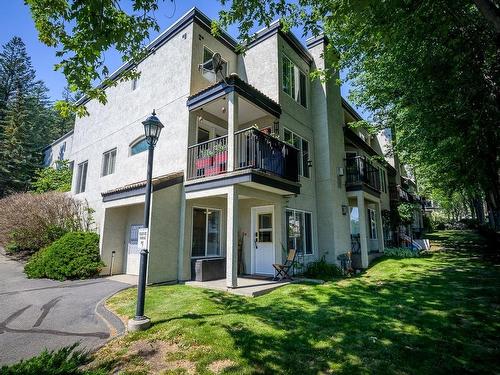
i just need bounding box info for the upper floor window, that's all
[202,46,227,80]
[101,148,117,176]
[75,161,88,194]
[379,168,387,193]
[284,129,310,178]
[131,77,138,91]
[130,138,148,156]
[282,55,307,107]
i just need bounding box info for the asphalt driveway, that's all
[0,252,134,365]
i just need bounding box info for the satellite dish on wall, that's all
[198,52,226,83]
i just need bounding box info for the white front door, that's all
[126,224,143,275]
[252,206,275,275]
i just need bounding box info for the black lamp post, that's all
[129,110,163,331]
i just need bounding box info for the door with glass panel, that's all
[252,206,275,275]
[127,224,143,275]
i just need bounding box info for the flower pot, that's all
[195,156,212,169]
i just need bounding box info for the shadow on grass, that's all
[198,249,500,374]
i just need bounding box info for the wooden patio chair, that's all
[272,249,297,281]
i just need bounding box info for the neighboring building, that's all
[42,130,74,168]
[45,8,397,286]
[377,128,425,244]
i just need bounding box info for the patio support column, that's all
[356,192,369,268]
[227,91,238,172]
[226,185,239,288]
[376,201,385,252]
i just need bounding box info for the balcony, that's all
[345,156,381,194]
[186,128,300,194]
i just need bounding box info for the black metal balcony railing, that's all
[345,156,381,191]
[186,128,299,182]
[235,128,299,182]
[187,136,228,180]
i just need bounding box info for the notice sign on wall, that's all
[138,228,149,251]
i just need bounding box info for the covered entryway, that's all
[251,206,275,275]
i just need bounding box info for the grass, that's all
[90,230,499,374]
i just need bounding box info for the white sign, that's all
[138,228,149,250]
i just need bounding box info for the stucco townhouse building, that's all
[43,7,419,287]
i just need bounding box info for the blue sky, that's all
[0,0,363,116]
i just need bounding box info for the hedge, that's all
[24,232,104,281]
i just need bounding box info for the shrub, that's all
[0,343,105,375]
[384,247,420,258]
[303,257,344,280]
[25,232,104,280]
[0,192,94,253]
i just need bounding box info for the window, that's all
[191,207,221,257]
[101,148,117,176]
[75,161,88,194]
[349,207,360,235]
[130,138,148,156]
[286,209,313,255]
[282,55,307,107]
[368,208,377,239]
[379,168,387,193]
[131,77,138,91]
[197,127,210,143]
[284,129,310,178]
[202,46,227,80]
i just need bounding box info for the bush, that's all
[25,232,104,280]
[384,247,420,258]
[0,343,105,375]
[0,192,94,253]
[303,257,344,280]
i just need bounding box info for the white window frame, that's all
[286,208,313,255]
[201,46,228,81]
[191,206,222,258]
[284,128,310,178]
[101,148,117,177]
[368,208,377,239]
[75,160,88,194]
[282,55,307,108]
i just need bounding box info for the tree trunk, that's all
[474,0,500,33]
[473,197,485,223]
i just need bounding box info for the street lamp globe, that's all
[142,109,164,146]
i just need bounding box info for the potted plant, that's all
[213,143,227,170]
[195,148,214,169]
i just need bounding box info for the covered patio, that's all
[185,276,292,297]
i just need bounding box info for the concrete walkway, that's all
[185,277,292,297]
[0,252,134,365]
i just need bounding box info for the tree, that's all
[23,0,500,229]
[0,37,66,197]
[31,160,73,193]
[0,92,39,196]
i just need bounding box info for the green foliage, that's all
[32,160,72,193]
[397,202,418,226]
[303,256,343,280]
[25,231,103,280]
[0,343,106,375]
[0,37,76,197]
[384,247,420,258]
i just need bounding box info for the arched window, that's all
[130,137,148,156]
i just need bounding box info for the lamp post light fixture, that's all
[128,110,164,332]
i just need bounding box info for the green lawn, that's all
[92,230,500,374]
